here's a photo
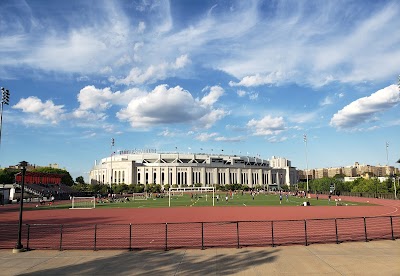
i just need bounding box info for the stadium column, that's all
[276,171,280,189]
[129,161,136,185]
[249,169,253,188]
[213,169,218,187]
[226,168,230,185]
[201,167,206,186]
[258,169,262,187]
[187,167,193,186]
[172,166,178,187]
[237,168,242,185]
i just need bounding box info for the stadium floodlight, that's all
[0,87,10,149]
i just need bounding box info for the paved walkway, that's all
[0,240,399,275]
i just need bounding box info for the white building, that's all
[89,151,298,190]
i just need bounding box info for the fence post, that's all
[129,223,132,251]
[94,224,97,251]
[201,222,204,250]
[26,224,30,250]
[304,220,308,246]
[165,223,168,251]
[363,217,368,242]
[390,216,394,240]
[335,218,339,244]
[59,224,63,251]
[236,222,240,249]
[271,221,275,247]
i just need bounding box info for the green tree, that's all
[75,176,85,185]
[0,168,19,183]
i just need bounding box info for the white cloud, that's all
[197,109,228,129]
[249,92,258,101]
[247,115,285,136]
[215,136,244,142]
[229,71,289,87]
[115,54,191,85]
[117,84,225,128]
[320,96,333,106]
[158,129,176,137]
[138,21,146,33]
[12,96,65,124]
[288,111,319,124]
[267,136,288,143]
[330,85,400,129]
[195,132,218,142]
[75,85,145,111]
[237,90,246,97]
[2,1,399,88]
[200,86,224,106]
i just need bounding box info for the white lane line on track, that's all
[377,206,399,216]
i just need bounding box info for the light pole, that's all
[386,142,389,165]
[110,138,114,192]
[0,87,10,149]
[13,161,28,253]
[395,158,400,200]
[303,134,309,195]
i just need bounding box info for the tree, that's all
[0,168,19,183]
[75,176,85,185]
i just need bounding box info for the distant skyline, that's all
[0,0,399,180]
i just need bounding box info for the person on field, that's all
[279,194,282,204]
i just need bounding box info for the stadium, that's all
[89,151,299,190]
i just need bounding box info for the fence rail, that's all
[0,216,399,251]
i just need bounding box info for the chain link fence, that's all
[0,216,398,250]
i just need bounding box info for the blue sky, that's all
[1,0,399,180]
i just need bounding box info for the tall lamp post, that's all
[395,158,400,200]
[110,138,114,192]
[0,87,10,149]
[13,161,28,253]
[303,134,309,195]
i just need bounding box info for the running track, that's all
[0,195,399,224]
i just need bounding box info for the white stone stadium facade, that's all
[89,151,298,190]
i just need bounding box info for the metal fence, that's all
[0,215,399,251]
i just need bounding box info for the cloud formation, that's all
[330,85,400,129]
[12,96,65,124]
[247,115,286,136]
[115,55,191,85]
[117,84,225,128]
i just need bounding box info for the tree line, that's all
[297,176,398,194]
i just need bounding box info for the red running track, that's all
[0,195,399,250]
[0,195,399,224]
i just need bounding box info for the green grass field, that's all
[31,192,374,210]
